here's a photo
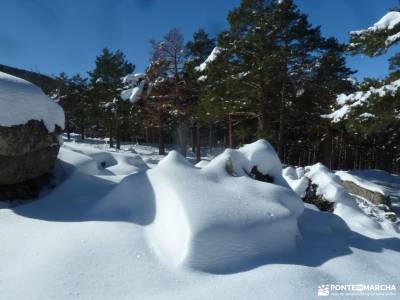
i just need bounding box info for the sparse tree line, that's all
[54,0,400,173]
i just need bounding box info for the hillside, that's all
[0,64,58,94]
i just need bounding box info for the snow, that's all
[0,138,399,299]
[304,163,399,237]
[121,74,146,104]
[359,112,376,119]
[346,169,400,214]
[198,75,207,81]
[351,11,400,35]
[336,170,388,196]
[195,47,221,72]
[323,79,400,122]
[386,31,400,46]
[283,166,309,198]
[122,73,145,85]
[105,140,303,272]
[0,71,64,132]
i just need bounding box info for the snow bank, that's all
[107,140,304,272]
[60,142,148,176]
[322,79,400,122]
[1,140,400,299]
[305,163,394,236]
[0,71,64,132]
[206,139,289,187]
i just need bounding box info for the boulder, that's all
[342,180,391,207]
[0,72,64,200]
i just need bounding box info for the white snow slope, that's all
[0,139,399,300]
[0,71,64,132]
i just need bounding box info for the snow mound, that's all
[132,140,305,272]
[60,142,148,176]
[205,139,289,187]
[0,71,64,132]
[305,163,398,236]
[283,166,309,198]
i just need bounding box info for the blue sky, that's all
[0,0,398,80]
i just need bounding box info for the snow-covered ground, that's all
[1,137,399,299]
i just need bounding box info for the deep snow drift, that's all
[105,140,304,273]
[0,71,64,132]
[0,138,399,299]
[283,164,400,237]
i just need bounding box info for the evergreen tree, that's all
[89,48,134,148]
[184,29,216,161]
[200,0,323,157]
[149,29,189,156]
[55,72,72,139]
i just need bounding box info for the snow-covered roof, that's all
[0,71,64,132]
[195,47,222,72]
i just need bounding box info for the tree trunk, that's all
[158,127,165,155]
[191,125,196,153]
[109,121,114,148]
[277,82,286,160]
[228,114,233,148]
[209,125,213,155]
[196,124,201,163]
[80,126,85,141]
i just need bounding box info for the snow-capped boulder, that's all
[335,171,391,206]
[136,140,304,273]
[0,72,64,200]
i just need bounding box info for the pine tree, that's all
[67,74,90,140]
[89,48,134,149]
[184,29,216,161]
[149,29,189,156]
[341,9,400,170]
[200,0,323,157]
[55,72,72,139]
[298,38,355,167]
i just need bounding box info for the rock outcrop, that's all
[0,72,64,200]
[342,180,391,207]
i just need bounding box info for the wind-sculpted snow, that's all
[0,71,64,132]
[1,139,400,299]
[283,166,309,198]
[285,163,400,237]
[107,140,304,272]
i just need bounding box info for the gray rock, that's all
[0,120,61,200]
[342,180,391,207]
